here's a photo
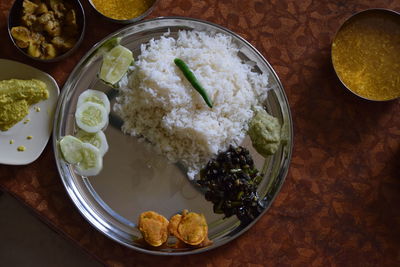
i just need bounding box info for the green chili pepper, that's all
[174,58,213,108]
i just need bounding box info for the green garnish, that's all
[174,58,213,108]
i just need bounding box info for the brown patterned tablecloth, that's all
[1,0,400,266]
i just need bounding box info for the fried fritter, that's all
[168,210,210,246]
[138,211,169,247]
[168,213,182,238]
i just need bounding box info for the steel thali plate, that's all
[53,17,293,255]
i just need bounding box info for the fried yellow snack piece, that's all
[138,211,169,247]
[168,213,182,238]
[168,210,209,246]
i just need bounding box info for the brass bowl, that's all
[331,9,400,101]
[88,0,159,24]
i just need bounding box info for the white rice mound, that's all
[115,30,270,179]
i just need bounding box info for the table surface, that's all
[1,0,400,266]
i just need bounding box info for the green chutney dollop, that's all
[248,109,281,157]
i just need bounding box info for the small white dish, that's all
[0,59,60,165]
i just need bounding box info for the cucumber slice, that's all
[77,89,110,114]
[99,45,133,85]
[59,135,84,164]
[75,143,103,176]
[75,129,109,156]
[95,37,122,56]
[75,102,108,133]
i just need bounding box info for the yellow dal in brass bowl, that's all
[332,9,400,101]
[89,0,157,23]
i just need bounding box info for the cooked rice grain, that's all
[115,31,270,179]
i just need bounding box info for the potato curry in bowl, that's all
[8,0,85,61]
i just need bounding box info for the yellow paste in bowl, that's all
[332,10,400,101]
[91,0,155,20]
